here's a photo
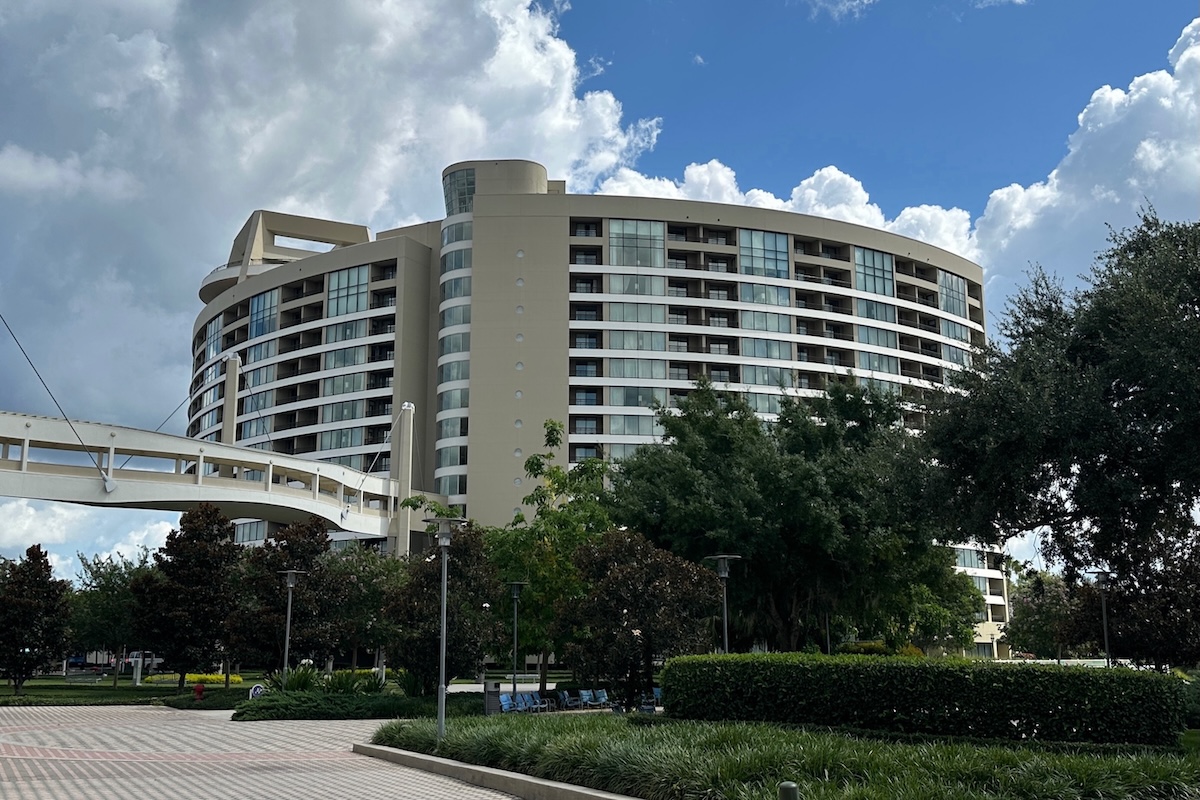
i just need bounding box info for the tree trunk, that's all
[112,645,125,689]
[350,639,359,670]
[223,658,231,689]
[539,648,549,693]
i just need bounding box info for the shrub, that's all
[1183,677,1200,729]
[159,687,246,710]
[265,664,320,692]
[896,644,925,658]
[838,640,891,656]
[231,691,484,721]
[324,669,385,695]
[144,673,244,685]
[661,653,1187,746]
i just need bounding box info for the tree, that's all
[315,542,407,669]
[71,548,154,687]
[1003,571,1081,661]
[133,504,240,689]
[926,213,1200,579]
[383,523,503,695]
[0,545,71,694]
[611,378,974,652]
[224,516,333,672]
[555,530,720,706]
[484,420,610,690]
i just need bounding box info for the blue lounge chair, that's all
[531,690,557,711]
[559,689,582,709]
[519,691,550,712]
[595,688,617,709]
[578,689,605,709]
[499,692,519,713]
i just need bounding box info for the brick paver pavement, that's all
[0,705,517,799]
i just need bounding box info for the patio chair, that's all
[559,689,582,710]
[531,690,557,711]
[499,693,519,713]
[578,689,605,709]
[594,688,618,709]
[519,691,550,712]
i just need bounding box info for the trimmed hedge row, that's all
[661,654,1187,746]
[231,691,485,721]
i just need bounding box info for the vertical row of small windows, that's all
[248,288,279,339]
[204,316,222,361]
[609,219,664,267]
[440,248,473,274]
[739,230,789,279]
[328,265,369,317]
[855,247,894,297]
[442,168,476,216]
[441,221,473,247]
[939,271,968,318]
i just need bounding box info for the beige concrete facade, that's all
[188,159,990,567]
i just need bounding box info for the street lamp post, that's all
[703,554,741,654]
[425,516,466,744]
[278,569,307,674]
[509,581,529,698]
[1093,570,1112,668]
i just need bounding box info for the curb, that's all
[352,743,637,800]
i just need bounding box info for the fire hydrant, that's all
[193,683,205,702]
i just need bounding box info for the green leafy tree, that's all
[224,516,333,672]
[556,529,721,705]
[926,213,1200,579]
[316,542,407,669]
[1003,571,1080,660]
[383,523,503,695]
[0,545,71,694]
[611,378,972,652]
[132,503,240,689]
[485,420,610,690]
[71,548,154,687]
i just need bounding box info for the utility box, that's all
[484,680,502,716]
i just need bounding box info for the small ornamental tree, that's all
[71,548,154,688]
[384,523,503,695]
[0,544,71,694]
[556,529,721,706]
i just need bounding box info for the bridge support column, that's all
[20,438,29,471]
[219,355,241,478]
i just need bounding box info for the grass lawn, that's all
[1,675,248,709]
[1184,729,1199,755]
[372,715,1200,800]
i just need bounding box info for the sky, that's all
[0,0,1196,579]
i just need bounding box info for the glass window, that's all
[442,168,476,216]
[609,386,666,407]
[744,393,781,414]
[437,388,469,411]
[235,520,266,544]
[609,275,666,296]
[572,360,599,377]
[441,221,473,247]
[857,325,898,349]
[244,364,275,388]
[943,344,970,366]
[739,282,790,306]
[573,417,599,434]
[243,390,272,413]
[955,547,987,569]
[322,399,365,424]
[436,416,469,439]
[239,418,271,439]
[440,248,473,274]
[572,333,600,349]
[319,427,364,451]
[572,388,599,406]
[245,339,277,363]
[939,271,968,318]
[324,346,366,370]
[608,219,665,267]
[434,474,467,495]
[248,289,279,338]
[435,446,468,468]
[744,365,795,387]
[943,319,971,343]
[738,229,789,279]
[739,311,791,333]
[609,359,666,379]
[439,304,471,328]
[322,454,364,470]
[204,316,223,362]
[326,319,367,344]
[857,298,897,323]
[440,276,472,303]
[607,443,641,461]
[741,338,790,360]
[858,352,900,374]
[437,359,470,383]
[199,384,223,408]
[608,415,663,436]
[858,377,900,395]
[439,332,470,356]
[609,331,667,351]
[323,373,365,396]
[328,265,369,317]
[609,303,667,323]
[197,408,221,430]
[854,247,894,296]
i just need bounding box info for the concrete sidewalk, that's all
[0,704,517,799]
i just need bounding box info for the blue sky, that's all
[0,0,1196,577]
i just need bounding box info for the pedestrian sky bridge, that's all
[0,410,436,546]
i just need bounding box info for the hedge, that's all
[231,691,485,721]
[661,654,1187,746]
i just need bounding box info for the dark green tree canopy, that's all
[0,544,71,694]
[927,213,1200,578]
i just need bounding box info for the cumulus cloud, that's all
[0,499,87,549]
[802,0,881,20]
[0,143,141,199]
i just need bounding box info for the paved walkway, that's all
[0,705,517,799]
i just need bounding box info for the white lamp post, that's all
[425,516,466,743]
[704,554,741,654]
[278,569,307,674]
[509,581,529,697]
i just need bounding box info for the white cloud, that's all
[93,519,173,564]
[693,54,705,66]
[0,499,87,548]
[0,143,141,199]
[802,0,881,20]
